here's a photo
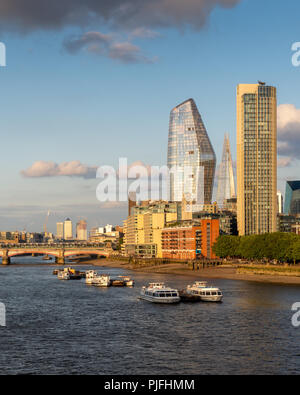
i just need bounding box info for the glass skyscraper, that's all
[217,133,236,208]
[284,181,300,215]
[167,99,216,206]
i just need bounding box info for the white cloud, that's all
[21,160,97,179]
[277,104,300,160]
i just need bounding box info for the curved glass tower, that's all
[167,99,216,205]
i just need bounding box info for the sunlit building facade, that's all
[76,220,88,241]
[167,99,216,207]
[64,218,73,240]
[237,83,277,235]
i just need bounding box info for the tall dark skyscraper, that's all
[167,99,216,206]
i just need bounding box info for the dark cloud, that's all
[0,0,241,31]
[64,31,156,63]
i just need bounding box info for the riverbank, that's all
[88,259,300,286]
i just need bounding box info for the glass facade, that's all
[167,99,216,205]
[217,133,236,208]
[284,181,300,215]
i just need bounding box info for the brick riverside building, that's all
[161,219,220,260]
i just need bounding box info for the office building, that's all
[284,181,300,215]
[64,218,73,240]
[76,220,88,241]
[237,83,277,235]
[56,222,64,240]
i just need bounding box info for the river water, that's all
[0,257,300,375]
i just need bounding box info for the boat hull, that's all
[139,294,181,304]
[200,296,223,303]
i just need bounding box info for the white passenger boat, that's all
[199,286,223,303]
[93,274,111,287]
[186,281,208,294]
[140,283,180,304]
[185,281,223,302]
[85,270,111,287]
[119,276,135,287]
[57,271,70,280]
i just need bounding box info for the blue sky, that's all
[0,0,300,232]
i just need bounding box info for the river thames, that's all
[0,257,300,375]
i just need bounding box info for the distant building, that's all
[56,222,64,240]
[284,181,300,215]
[217,134,236,208]
[223,197,237,214]
[277,191,284,214]
[76,220,87,241]
[237,83,277,235]
[193,211,237,236]
[277,214,297,233]
[105,224,113,233]
[64,218,73,240]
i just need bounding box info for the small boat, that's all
[57,268,82,280]
[93,274,111,287]
[85,270,111,287]
[43,255,52,261]
[140,283,180,304]
[111,279,126,287]
[58,271,70,280]
[185,281,223,303]
[118,276,134,287]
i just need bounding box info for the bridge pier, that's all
[2,250,10,265]
[56,250,65,265]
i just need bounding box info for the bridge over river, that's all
[0,244,112,265]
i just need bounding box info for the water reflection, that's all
[0,258,299,375]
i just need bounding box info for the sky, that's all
[0,0,300,233]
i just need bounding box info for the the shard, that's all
[167,99,216,206]
[217,133,236,208]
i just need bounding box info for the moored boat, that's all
[140,283,180,304]
[111,278,126,287]
[57,270,70,280]
[199,286,223,303]
[185,281,223,302]
[118,276,134,287]
[85,270,111,287]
